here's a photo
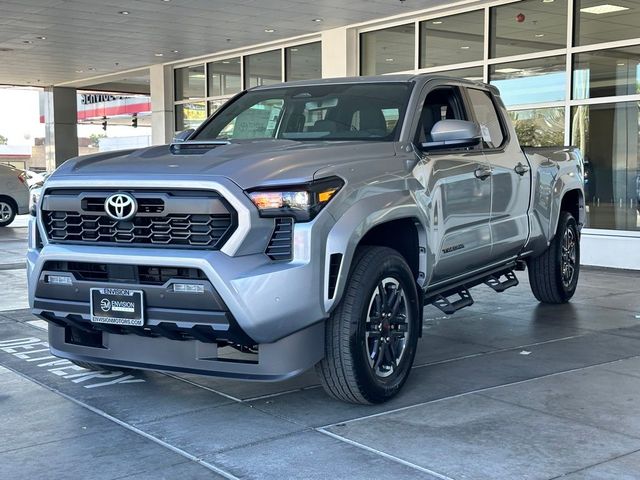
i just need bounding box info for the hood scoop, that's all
[169,140,230,155]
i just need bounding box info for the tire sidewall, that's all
[554,213,580,300]
[348,250,419,402]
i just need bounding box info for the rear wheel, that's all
[0,200,16,227]
[528,211,580,303]
[316,246,420,404]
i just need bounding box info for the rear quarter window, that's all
[467,88,505,149]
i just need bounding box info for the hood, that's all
[53,140,397,189]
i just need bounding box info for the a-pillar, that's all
[150,64,174,145]
[44,86,78,170]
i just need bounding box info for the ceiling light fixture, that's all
[36,36,46,40]
[579,4,629,14]
[264,28,275,33]
[22,40,33,44]
[154,53,164,56]
[617,62,626,66]
[385,58,394,62]
[432,20,443,24]
[291,48,298,52]
[535,33,545,37]
[88,67,96,71]
[460,46,470,49]
[495,67,521,73]
[222,60,230,64]
[542,0,554,3]
[119,10,130,15]
[171,49,179,53]
[75,69,83,73]
[312,18,323,22]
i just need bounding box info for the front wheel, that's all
[316,246,420,404]
[528,211,580,303]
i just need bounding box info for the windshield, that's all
[193,82,412,142]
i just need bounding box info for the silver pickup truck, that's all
[27,75,584,404]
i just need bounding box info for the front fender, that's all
[323,190,426,312]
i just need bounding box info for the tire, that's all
[0,199,16,227]
[528,211,580,304]
[316,246,420,404]
[71,360,130,372]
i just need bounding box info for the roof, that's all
[251,73,489,91]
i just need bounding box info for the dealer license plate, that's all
[90,288,144,327]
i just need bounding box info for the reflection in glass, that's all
[175,102,207,131]
[490,56,566,106]
[207,58,241,97]
[573,46,640,100]
[360,24,415,75]
[420,11,484,68]
[490,0,567,58]
[245,50,282,88]
[509,107,565,147]
[575,0,640,46]
[438,66,484,82]
[286,42,322,81]
[571,102,640,231]
[174,65,205,101]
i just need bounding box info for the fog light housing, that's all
[172,283,205,293]
[46,274,73,285]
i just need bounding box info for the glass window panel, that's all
[571,101,640,231]
[420,11,484,68]
[245,50,282,88]
[490,0,567,58]
[575,0,640,46]
[438,66,484,82]
[573,46,640,100]
[490,56,566,106]
[174,65,205,101]
[207,58,241,97]
[509,107,565,147]
[208,99,228,116]
[175,102,206,131]
[286,42,322,81]
[360,24,415,75]
[467,88,505,148]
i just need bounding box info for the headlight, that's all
[247,177,344,222]
[29,187,42,217]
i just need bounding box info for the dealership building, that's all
[2,0,639,268]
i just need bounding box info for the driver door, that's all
[412,84,493,285]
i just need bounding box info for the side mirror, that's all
[172,128,195,143]
[420,120,481,151]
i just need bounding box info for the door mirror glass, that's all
[420,120,481,151]
[173,128,195,143]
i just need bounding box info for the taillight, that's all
[17,172,27,185]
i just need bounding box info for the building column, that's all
[150,64,174,145]
[321,27,358,78]
[44,86,78,170]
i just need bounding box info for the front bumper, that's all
[27,204,331,379]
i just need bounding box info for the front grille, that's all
[42,189,236,250]
[266,217,293,261]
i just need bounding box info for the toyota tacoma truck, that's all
[27,74,584,404]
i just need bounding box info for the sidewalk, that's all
[0,214,29,270]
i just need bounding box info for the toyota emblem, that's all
[104,193,137,221]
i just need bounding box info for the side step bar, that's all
[431,288,473,315]
[425,262,519,315]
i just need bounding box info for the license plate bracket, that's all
[90,288,144,327]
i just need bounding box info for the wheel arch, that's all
[324,199,428,315]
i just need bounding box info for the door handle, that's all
[474,166,492,180]
[514,162,530,176]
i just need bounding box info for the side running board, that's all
[425,264,519,315]
[431,288,474,315]
[484,271,519,292]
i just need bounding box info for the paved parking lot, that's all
[2,219,640,479]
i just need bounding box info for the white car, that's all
[0,163,29,226]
